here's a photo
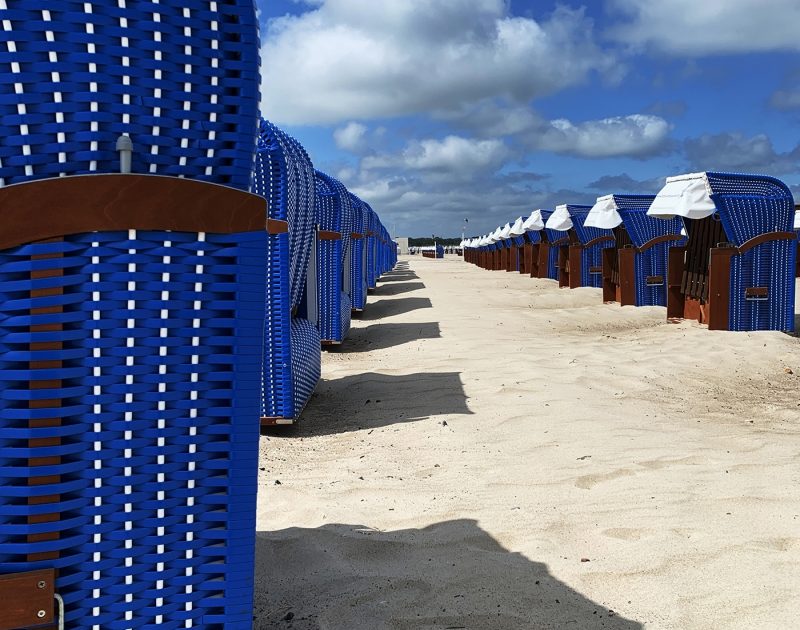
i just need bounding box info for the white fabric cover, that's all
[489,228,502,243]
[794,211,800,230]
[585,194,623,229]
[522,210,545,231]
[545,204,573,231]
[647,172,716,220]
[499,223,512,239]
[509,216,526,236]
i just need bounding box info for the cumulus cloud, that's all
[362,135,510,180]
[683,132,800,174]
[531,114,671,158]
[333,122,368,152]
[608,0,800,55]
[261,0,616,124]
[770,89,800,111]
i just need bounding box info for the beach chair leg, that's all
[568,246,582,289]
[667,246,687,320]
[602,248,617,303]
[618,248,636,306]
[707,247,735,331]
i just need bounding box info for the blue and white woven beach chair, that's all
[545,204,613,288]
[0,2,264,627]
[314,171,353,345]
[585,194,686,306]
[0,177,266,630]
[538,210,564,281]
[252,119,321,424]
[349,194,369,311]
[648,172,797,331]
[520,211,545,276]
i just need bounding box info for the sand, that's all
[254,255,800,629]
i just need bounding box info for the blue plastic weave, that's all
[0,1,260,191]
[0,229,266,628]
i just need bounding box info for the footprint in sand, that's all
[575,467,635,489]
[602,528,648,541]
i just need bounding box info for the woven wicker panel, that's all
[0,228,265,628]
[0,1,260,190]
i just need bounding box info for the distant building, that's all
[394,237,409,255]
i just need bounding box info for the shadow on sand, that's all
[377,261,419,283]
[254,519,643,630]
[332,321,441,353]
[266,371,471,438]
[358,296,433,321]
[371,281,426,296]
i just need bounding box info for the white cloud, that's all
[684,132,800,174]
[532,114,670,158]
[261,0,616,124]
[333,122,368,152]
[363,135,510,178]
[608,0,800,54]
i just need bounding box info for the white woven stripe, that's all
[2,11,32,178]
[90,240,102,628]
[206,2,220,177]
[84,2,99,172]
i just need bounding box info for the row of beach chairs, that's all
[0,2,395,628]
[462,172,799,332]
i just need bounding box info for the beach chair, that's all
[313,171,353,345]
[538,210,565,281]
[648,172,797,331]
[520,211,545,276]
[349,194,369,311]
[0,2,264,627]
[585,195,686,306]
[365,205,379,289]
[497,223,511,271]
[545,205,614,288]
[508,217,526,272]
[252,120,321,424]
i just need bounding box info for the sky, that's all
[257,0,800,238]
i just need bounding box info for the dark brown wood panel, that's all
[0,175,267,250]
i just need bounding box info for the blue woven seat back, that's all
[0,1,260,190]
[0,228,265,628]
[526,230,542,244]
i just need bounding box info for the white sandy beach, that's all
[254,255,800,629]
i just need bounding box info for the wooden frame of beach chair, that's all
[649,172,797,332]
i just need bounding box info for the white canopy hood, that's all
[545,204,573,231]
[584,194,623,229]
[794,210,800,230]
[509,216,526,236]
[647,172,716,220]
[499,223,512,239]
[522,210,545,231]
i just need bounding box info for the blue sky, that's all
[257,0,800,237]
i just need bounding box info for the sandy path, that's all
[254,256,800,630]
